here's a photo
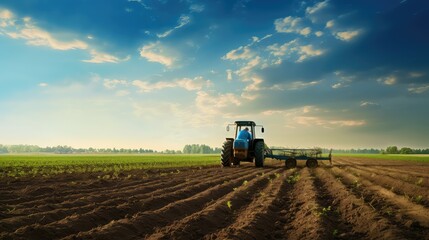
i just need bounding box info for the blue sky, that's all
[0,0,428,150]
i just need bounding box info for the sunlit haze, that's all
[1,0,428,150]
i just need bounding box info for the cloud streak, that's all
[0,8,126,64]
[139,41,175,67]
[157,15,191,38]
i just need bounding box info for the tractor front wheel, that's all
[254,141,265,167]
[221,140,233,167]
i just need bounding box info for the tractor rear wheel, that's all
[221,140,233,167]
[306,158,318,168]
[285,158,297,169]
[254,141,265,167]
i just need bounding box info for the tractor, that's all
[221,121,265,167]
[221,121,332,168]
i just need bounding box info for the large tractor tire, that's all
[254,141,265,167]
[221,140,233,167]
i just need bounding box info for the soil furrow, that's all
[276,168,330,240]
[340,164,429,207]
[144,168,282,240]
[2,167,255,218]
[314,167,405,239]
[310,168,358,239]
[0,168,215,207]
[0,167,256,234]
[330,166,429,233]
[335,157,429,177]
[335,160,429,188]
[1,167,265,239]
[204,169,294,239]
[64,167,273,240]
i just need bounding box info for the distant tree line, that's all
[381,146,429,154]
[0,144,220,154]
[1,144,427,155]
[323,146,429,154]
[182,144,222,154]
[0,144,159,154]
[324,148,381,154]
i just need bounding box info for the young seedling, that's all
[413,195,423,204]
[226,200,232,210]
[416,178,423,186]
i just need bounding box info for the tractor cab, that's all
[222,121,265,167]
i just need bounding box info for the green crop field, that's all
[334,153,429,162]
[0,154,220,178]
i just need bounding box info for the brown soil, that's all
[1,157,428,240]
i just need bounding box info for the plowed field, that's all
[1,157,428,239]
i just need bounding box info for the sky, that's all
[0,0,428,151]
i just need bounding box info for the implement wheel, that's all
[285,158,297,169]
[306,158,318,168]
[221,140,233,167]
[254,141,264,167]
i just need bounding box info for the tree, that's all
[386,146,399,154]
[399,147,413,154]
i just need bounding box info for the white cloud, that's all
[132,76,211,92]
[274,16,311,36]
[133,80,176,92]
[306,0,329,15]
[300,27,312,36]
[176,76,212,91]
[267,41,324,63]
[157,15,190,38]
[103,79,128,89]
[241,76,263,100]
[315,31,324,37]
[271,81,320,91]
[408,84,429,94]
[332,83,344,89]
[38,82,48,87]
[235,56,261,76]
[262,106,366,129]
[1,8,124,64]
[377,76,397,85]
[0,9,14,28]
[226,69,233,81]
[83,50,130,64]
[297,45,324,62]
[5,26,88,50]
[0,9,13,19]
[251,34,272,44]
[267,39,298,57]
[325,20,335,28]
[295,116,366,127]
[335,30,361,41]
[139,41,175,67]
[190,4,204,13]
[195,91,241,115]
[222,46,253,60]
[360,101,379,107]
[332,71,354,89]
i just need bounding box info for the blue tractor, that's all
[221,121,265,167]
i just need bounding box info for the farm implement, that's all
[221,120,332,168]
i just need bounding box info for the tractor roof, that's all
[234,121,256,126]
